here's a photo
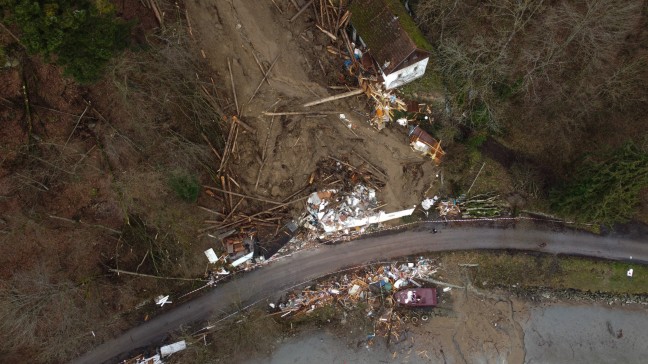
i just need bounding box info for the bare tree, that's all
[0,266,96,362]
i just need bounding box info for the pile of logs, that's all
[199,116,309,236]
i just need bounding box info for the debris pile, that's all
[201,115,304,242]
[438,200,461,218]
[274,258,441,319]
[305,184,378,233]
[458,193,507,218]
[362,80,407,130]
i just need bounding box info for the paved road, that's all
[72,225,647,364]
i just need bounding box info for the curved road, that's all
[73,225,647,364]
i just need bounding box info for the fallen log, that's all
[303,88,364,107]
[262,111,340,116]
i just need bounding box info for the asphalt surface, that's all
[72,225,647,364]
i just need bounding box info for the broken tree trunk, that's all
[303,88,364,107]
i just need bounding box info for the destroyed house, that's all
[349,0,432,89]
[409,126,444,165]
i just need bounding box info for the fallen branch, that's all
[197,205,226,216]
[252,53,271,85]
[49,215,121,235]
[247,55,280,105]
[233,116,256,134]
[64,105,89,146]
[201,133,222,161]
[227,58,239,115]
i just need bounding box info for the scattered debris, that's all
[273,257,441,318]
[627,269,634,277]
[154,295,171,307]
[303,184,414,236]
[204,248,218,264]
[437,200,461,218]
[121,340,187,364]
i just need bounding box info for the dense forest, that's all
[413,0,648,224]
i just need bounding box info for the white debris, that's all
[421,195,439,210]
[443,287,452,292]
[396,117,408,126]
[394,278,408,289]
[155,295,171,307]
[231,251,254,267]
[305,185,415,234]
[349,284,361,296]
[204,248,218,264]
[330,289,340,295]
[160,340,187,357]
[627,269,634,277]
[269,303,276,309]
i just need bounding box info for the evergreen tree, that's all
[1,0,129,83]
[551,144,648,225]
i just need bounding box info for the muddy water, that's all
[249,303,648,364]
[523,304,648,364]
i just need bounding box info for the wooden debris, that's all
[247,55,280,105]
[262,111,340,116]
[148,0,164,27]
[255,113,275,190]
[232,116,256,134]
[203,186,283,205]
[201,133,222,161]
[315,24,337,41]
[290,0,314,22]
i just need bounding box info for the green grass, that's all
[442,251,648,294]
[399,69,444,97]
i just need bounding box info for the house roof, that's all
[349,0,432,74]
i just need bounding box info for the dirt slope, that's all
[186,0,439,211]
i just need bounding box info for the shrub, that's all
[169,173,200,203]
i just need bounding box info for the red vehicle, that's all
[393,288,437,307]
